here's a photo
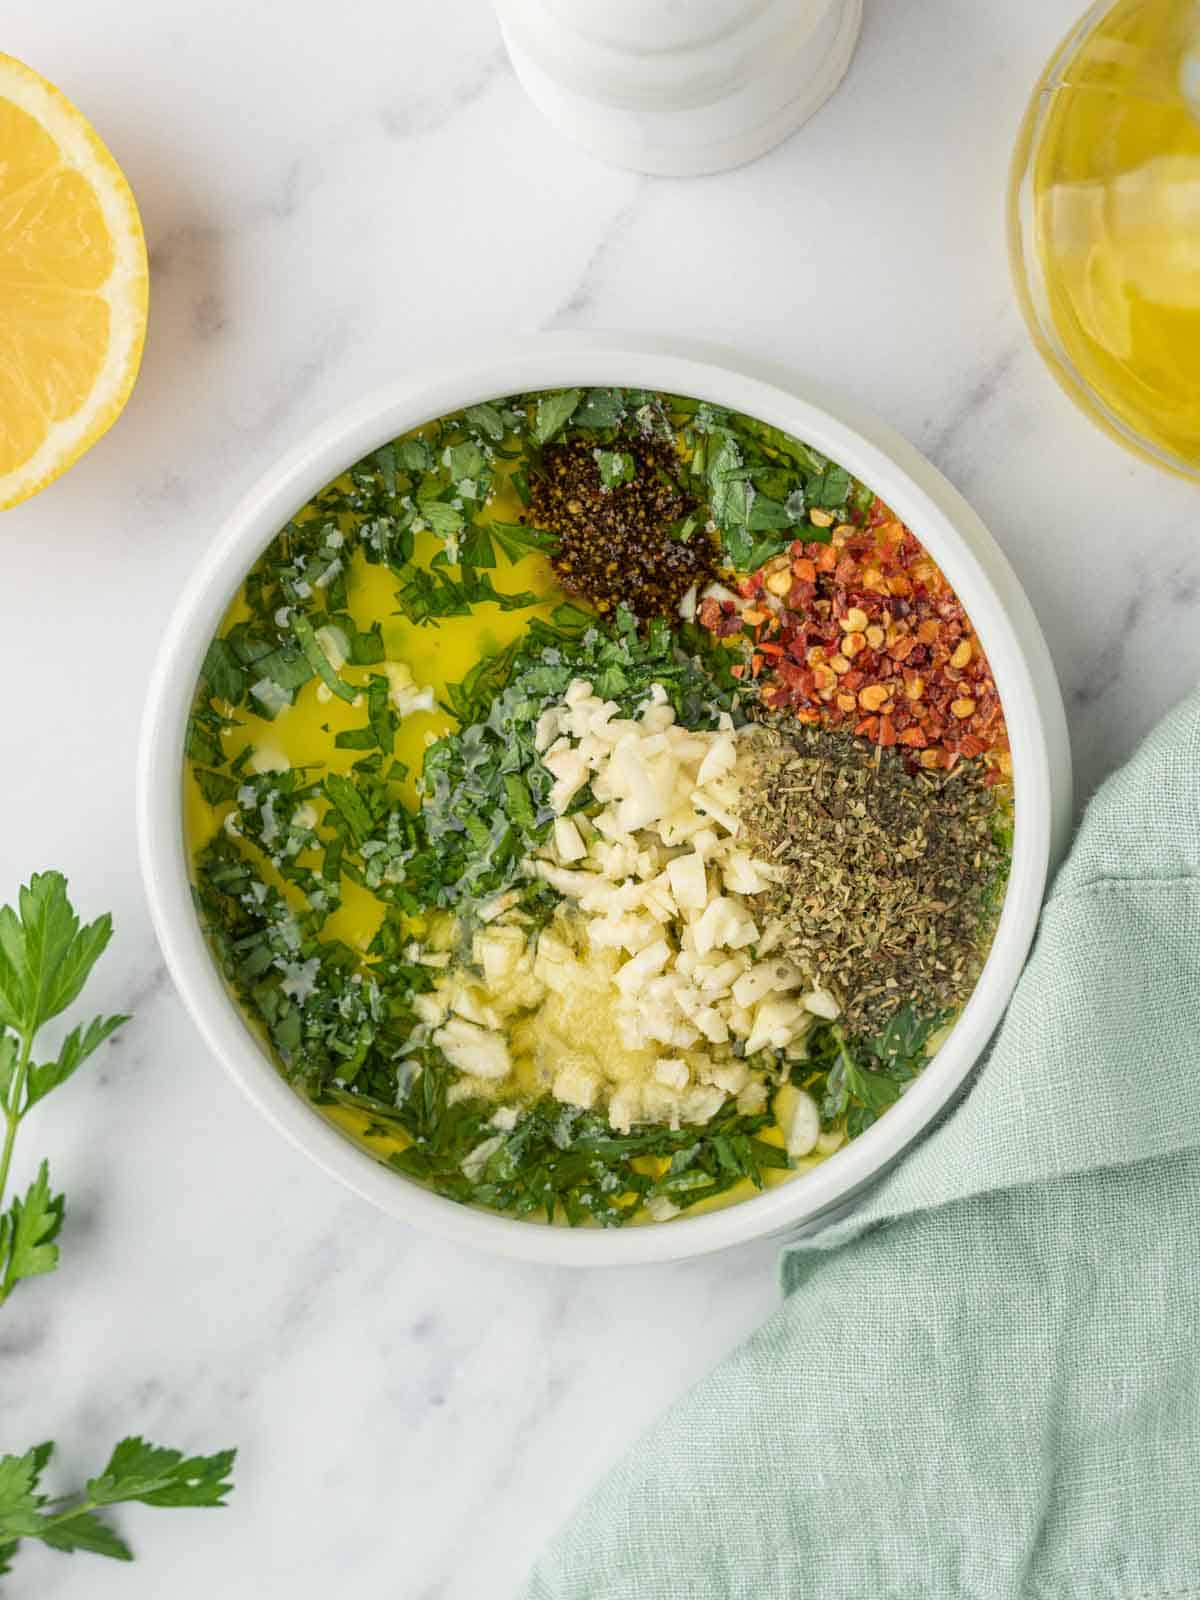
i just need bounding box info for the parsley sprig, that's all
[0,1438,235,1573]
[0,871,126,1304]
[0,871,235,1580]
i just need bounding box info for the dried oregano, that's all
[741,721,1009,1034]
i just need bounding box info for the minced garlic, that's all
[422,678,839,1134]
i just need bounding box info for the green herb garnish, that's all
[679,401,851,569]
[0,872,126,1303]
[0,1437,235,1574]
[0,872,236,1578]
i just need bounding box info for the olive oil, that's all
[1011,0,1200,475]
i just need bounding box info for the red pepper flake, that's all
[700,494,1010,780]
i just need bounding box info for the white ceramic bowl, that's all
[138,333,1072,1265]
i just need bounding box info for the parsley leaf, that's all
[724,524,796,574]
[441,638,522,726]
[488,520,559,562]
[0,1160,64,1298]
[38,1509,133,1560]
[421,500,465,542]
[0,872,114,1037]
[323,773,375,846]
[336,674,398,756]
[199,638,245,705]
[596,450,636,490]
[464,402,506,441]
[458,520,497,569]
[0,1442,53,1538]
[86,1438,237,1509]
[26,1014,128,1109]
[570,388,626,430]
[533,388,582,444]
[290,613,357,703]
[706,433,753,530]
[746,493,797,532]
[677,400,851,565]
[192,767,240,805]
[392,563,541,627]
[809,463,851,509]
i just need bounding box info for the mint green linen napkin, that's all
[523,690,1200,1600]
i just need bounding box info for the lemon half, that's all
[0,53,148,510]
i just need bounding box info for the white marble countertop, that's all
[3,0,1198,1594]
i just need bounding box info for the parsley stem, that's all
[0,1029,32,1220]
[31,1497,101,1531]
[831,1024,856,1074]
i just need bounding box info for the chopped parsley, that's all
[387,1061,790,1226]
[802,1005,946,1140]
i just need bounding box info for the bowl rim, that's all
[137,332,1072,1265]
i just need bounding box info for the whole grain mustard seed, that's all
[742,721,1010,1035]
[529,437,716,619]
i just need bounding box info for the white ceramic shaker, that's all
[493,0,864,177]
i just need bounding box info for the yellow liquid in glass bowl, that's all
[1009,0,1200,477]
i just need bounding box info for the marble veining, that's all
[378,44,510,142]
[920,339,1025,469]
[3,0,1198,1594]
[545,191,646,324]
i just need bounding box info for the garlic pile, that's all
[419,679,836,1145]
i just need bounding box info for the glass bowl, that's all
[1008,0,1200,481]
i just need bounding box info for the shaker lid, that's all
[496,0,839,110]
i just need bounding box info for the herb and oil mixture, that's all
[186,389,1012,1228]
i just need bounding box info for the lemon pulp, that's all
[0,54,148,509]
